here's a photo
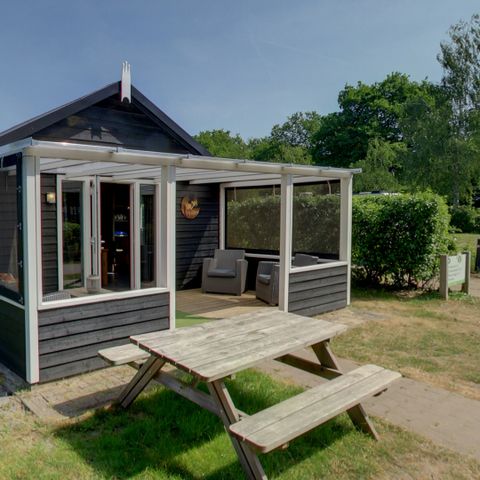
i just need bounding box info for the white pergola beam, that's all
[24,141,359,180]
[340,176,353,305]
[279,174,293,311]
[22,155,40,384]
[160,165,176,329]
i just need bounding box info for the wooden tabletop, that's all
[131,309,347,382]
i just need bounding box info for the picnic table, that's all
[99,309,400,480]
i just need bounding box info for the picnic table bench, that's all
[99,309,400,480]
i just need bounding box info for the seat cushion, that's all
[208,268,236,278]
[257,273,271,285]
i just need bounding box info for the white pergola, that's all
[1,138,359,383]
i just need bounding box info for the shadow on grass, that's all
[55,370,357,479]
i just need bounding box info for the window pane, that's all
[225,181,340,258]
[140,185,155,288]
[0,161,20,297]
[226,186,280,252]
[293,182,340,258]
[62,181,83,289]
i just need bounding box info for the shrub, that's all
[449,205,480,233]
[352,193,451,287]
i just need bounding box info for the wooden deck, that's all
[176,289,267,319]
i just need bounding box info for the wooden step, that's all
[229,364,401,453]
[98,343,150,366]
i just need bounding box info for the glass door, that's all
[100,183,131,291]
[62,181,83,289]
[140,185,155,288]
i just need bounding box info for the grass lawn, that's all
[1,369,479,479]
[175,310,211,328]
[451,232,479,271]
[333,288,480,400]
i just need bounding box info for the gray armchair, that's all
[202,249,248,296]
[256,261,280,305]
[255,253,320,305]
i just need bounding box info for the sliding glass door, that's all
[62,181,83,289]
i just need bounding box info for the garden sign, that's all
[439,252,470,300]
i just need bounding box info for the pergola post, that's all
[279,174,293,312]
[22,155,41,383]
[340,176,353,305]
[160,165,176,329]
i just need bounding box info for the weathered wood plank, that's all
[275,353,342,379]
[38,293,169,325]
[39,356,108,382]
[132,312,347,382]
[98,343,149,366]
[208,380,267,480]
[118,356,166,408]
[289,299,347,317]
[39,305,168,340]
[288,283,347,303]
[288,274,346,293]
[171,322,344,374]
[289,266,347,284]
[39,318,167,355]
[289,291,347,311]
[229,365,401,453]
[40,337,132,369]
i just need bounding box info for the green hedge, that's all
[352,193,451,287]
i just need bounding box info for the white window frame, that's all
[40,175,164,308]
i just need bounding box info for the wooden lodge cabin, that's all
[0,65,357,385]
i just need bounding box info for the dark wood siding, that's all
[176,182,219,290]
[0,172,20,301]
[288,265,348,316]
[0,299,26,379]
[37,292,169,382]
[41,174,58,295]
[33,97,192,154]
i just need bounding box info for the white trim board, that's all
[38,286,169,310]
[290,261,348,274]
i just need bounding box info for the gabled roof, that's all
[0,81,210,156]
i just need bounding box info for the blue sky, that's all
[0,1,478,139]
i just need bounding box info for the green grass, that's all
[336,288,480,398]
[175,311,211,328]
[1,370,479,479]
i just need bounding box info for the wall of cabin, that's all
[176,182,219,290]
[37,291,169,382]
[33,97,192,154]
[41,174,59,295]
[0,299,26,379]
[288,264,348,316]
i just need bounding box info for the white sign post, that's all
[439,252,471,300]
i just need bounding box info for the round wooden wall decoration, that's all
[180,196,200,220]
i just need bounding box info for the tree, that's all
[249,137,312,164]
[270,111,322,150]
[436,13,480,204]
[401,15,480,204]
[352,138,405,193]
[194,129,250,159]
[312,73,433,168]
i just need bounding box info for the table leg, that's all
[312,341,379,440]
[118,355,166,408]
[208,380,267,480]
